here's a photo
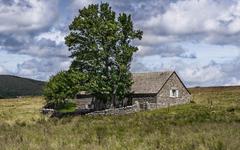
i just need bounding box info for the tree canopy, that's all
[45,3,142,108]
[65,3,142,107]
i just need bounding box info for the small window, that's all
[170,89,179,97]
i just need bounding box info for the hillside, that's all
[0,86,239,149]
[189,85,240,93]
[0,75,45,98]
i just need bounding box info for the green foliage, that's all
[0,75,44,98]
[43,70,87,108]
[65,3,143,106]
[56,101,77,113]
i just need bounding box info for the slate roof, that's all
[131,71,174,94]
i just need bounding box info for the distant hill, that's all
[0,75,45,99]
[189,85,240,93]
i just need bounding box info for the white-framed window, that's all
[170,88,179,98]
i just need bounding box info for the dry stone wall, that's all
[42,99,190,117]
[87,101,140,116]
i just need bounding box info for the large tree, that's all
[65,3,143,107]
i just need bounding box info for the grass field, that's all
[0,87,240,149]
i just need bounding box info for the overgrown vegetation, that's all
[0,86,240,149]
[0,75,44,99]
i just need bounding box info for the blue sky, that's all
[0,0,240,87]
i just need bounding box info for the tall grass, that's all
[0,87,240,149]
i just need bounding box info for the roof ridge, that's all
[132,70,174,75]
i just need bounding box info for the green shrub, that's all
[43,70,87,108]
[56,101,77,113]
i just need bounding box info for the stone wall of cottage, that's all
[157,73,191,105]
[132,96,156,103]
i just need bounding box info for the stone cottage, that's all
[75,71,191,110]
[130,71,191,109]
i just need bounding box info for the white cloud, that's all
[143,0,222,34]
[71,0,96,10]
[0,0,58,33]
[139,0,240,46]
[0,65,9,74]
[0,29,69,58]
[179,63,224,85]
[36,29,66,45]
[224,78,240,86]
[16,58,71,80]
[146,0,227,34]
[20,44,69,58]
[136,45,196,58]
[131,56,240,87]
[137,34,178,46]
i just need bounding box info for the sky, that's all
[0,0,240,87]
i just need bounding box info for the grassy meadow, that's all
[0,87,240,149]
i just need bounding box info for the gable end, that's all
[157,71,191,95]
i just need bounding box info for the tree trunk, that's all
[112,85,116,108]
[112,94,116,108]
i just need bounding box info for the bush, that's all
[56,101,77,113]
[43,70,88,108]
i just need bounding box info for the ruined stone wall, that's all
[157,73,191,105]
[87,102,140,116]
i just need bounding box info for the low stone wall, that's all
[87,99,189,115]
[87,103,140,116]
[42,99,190,117]
[42,108,93,118]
